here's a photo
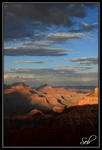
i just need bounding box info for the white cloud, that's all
[4,75,36,79]
[47,33,84,38]
[81,22,89,27]
[46,33,84,43]
[4,75,16,79]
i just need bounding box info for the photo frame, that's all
[2,2,100,148]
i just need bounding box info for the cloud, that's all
[74,66,95,71]
[4,74,44,87]
[4,68,98,79]
[3,3,87,27]
[4,68,74,76]
[6,32,84,48]
[82,3,98,8]
[4,45,70,56]
[4,67,98,86]
[3,3,98,42]
[68,52,80,54]
[69,22,98,33]
[55,65,70,68]
[11,32,83,46]
[13,32,84,45]
[4,70,98,87]
[81,22,89,27]
[72,78,97,82]
[34,32,84,44]
[46,33,84,43]
[82,24,98,32]
[68,56,98,65]
[4,32,84,56]
[76,61,97,65]
[14,60,55,63]
[4,75,36,79]
[4,75,37,84]
[20,41,54,47]
[4,75,16,79]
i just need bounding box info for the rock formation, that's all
[78,87,98,105]
[4,82,98,115]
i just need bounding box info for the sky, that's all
[3,2,99,87]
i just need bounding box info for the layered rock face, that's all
[4,82,99,115]
[78,87,98,105]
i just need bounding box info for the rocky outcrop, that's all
[10,82,31,89]
[78,87,98,106]
[38,84,53,90]
[26,109,46,117]
[52,107,64,113]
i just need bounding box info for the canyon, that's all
[3,82,99,146]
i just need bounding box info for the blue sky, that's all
[3,3,99,87]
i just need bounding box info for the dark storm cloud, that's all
[3,3,98,41]
[4,46,70,56]
[68,57,98,65]
[83,3,98,8]
[4,3,86,27]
